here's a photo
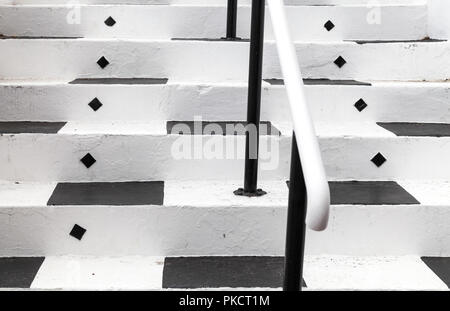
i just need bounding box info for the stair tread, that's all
[1,121,449,138]
[0,255,447,291]
[3,180,450,208]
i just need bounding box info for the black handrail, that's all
[234,0,267,197]
[230,0,307,291]
[225,0,238,39]
[284,134,307,291]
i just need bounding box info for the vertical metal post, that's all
[225,0,238,40]
[234,0,266,197]
[283,134,307,291]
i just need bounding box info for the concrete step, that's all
[0,39,448,81]
[0,179,449,257]
[0,254,449,291]
[1,80,449,123]
[0,0,428,5]
[0,121,449,181]
[0,4,427,41]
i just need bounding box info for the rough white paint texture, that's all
[31,256,164,290]
[1,81,450,123]
[1,40,450,81]
[25,255,448,291]
[0,180,450,257]
[0,5,427,41]
[428,0,450,39]
[0,0,427,5]
[0,122,450,181]
[303,256,448,291]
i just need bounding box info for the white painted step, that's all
[0,4,427,41]
[0,0,427,5]
[1,80,449,123]
[0,121,449,181]
[1,39,448,81]
[0,180,449,257]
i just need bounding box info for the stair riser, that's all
[1,83,449,123]
[0,0,424,5]
[1,134,449,181]
[0,5,426,41]
[1,40,449,81]
[0,204,448,257]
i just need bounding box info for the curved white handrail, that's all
[267,0,330,231]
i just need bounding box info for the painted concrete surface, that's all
[0,180,449,257]
[1,81,449,123]
[1,40,449,81]
[0,4,427,41]
[0,255,446,291]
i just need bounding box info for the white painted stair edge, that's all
[1,81,449,123]
[1,121,450,181]
[0,180,449,257]
[0,4,427,41]
[1,40,449,81]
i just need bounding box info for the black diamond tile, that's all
[97,56,110,69]
[163,257,306,289]
[80,153,96,168]
[88,98,103,111]
[421,257,450,288]
[329,181,419,205]
[377,122,450,137]
[0,257,45,288]
[47,181,164,206]
[371,152,387,167]
[354,98,368,112]
[70,224,87,241]
[324,20,335,31]
[104,16,116,27]
[334,56,347,68]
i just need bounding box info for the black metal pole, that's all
[283,134,307,291]
[226,0,238,39]
[234,0,266,197]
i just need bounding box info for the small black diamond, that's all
[97,56,110,69]
[70,224,86,240]
[104,16,116,27]
[371,153,387,167]
[324,20,335,31]
[88,98,103,111]
[80,153,97,168]
[354,98,368,112]
[334,56,347,68]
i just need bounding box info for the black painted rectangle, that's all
[163,256,306,289]
[264,78,371,86]
[0,257,44,288]
[352,39,446,45]
[421,257,450,288]
[377,122,450,137]
[0,122,66,134]
[329,181,420,205]
[172,38,250,42]
[167,121,280,136]
[47,182,164,206]
[69,78,168,85]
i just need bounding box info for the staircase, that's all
[0,0,450,291]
